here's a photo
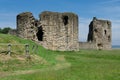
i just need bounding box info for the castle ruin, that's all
[14,11,112,51]
[79,17,111,50]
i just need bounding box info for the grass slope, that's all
[0,34,57,72]
[0,34,120,80]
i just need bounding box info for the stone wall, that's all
[79,42,97,50]
[39,11,79,51]
[15,11,112,51]
[8,29,17,36]
[17,12,38,41]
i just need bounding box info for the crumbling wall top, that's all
[17,12,33,18]
[92,17,111,25]
[39,11,78,17]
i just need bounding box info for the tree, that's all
[0,28,2,33]
[0,27,12,34]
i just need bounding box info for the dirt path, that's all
[0,55,71,77]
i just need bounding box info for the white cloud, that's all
[90,1,120,18]
[0,22,16,29]
[103,6,120,15]
[0,12,17,29]
[101,0,120,4]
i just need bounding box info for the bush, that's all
[0,27,12,34]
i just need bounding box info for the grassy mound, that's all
[0,34,57,72]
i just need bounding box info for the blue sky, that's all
[0,0,120,45]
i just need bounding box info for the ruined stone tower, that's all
[87,17,112,50]
[39,11,79,51]
[17,12,38,41]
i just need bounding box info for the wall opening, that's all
[97,43,103,47]
[35,20,38,27]
[97,43,103,50]
[108,35,111,42]
[36,26,44,41]
[35,23,38,27]
[94,28,98,33]
[63,16,68,25]
[104,30,107,35]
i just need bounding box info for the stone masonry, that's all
[14,11,112,51]
[17,12,38,41]
[39,11,79,51]
[87,17,111,50]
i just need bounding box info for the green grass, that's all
[0,33,57,62]
[0,33,120,80]
[1,50,120,80]
[62,50,120,80]
[0,33,57,71]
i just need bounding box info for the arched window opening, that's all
[94,29,98,33]
[97,43,103,50]
[63,16,68,25]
